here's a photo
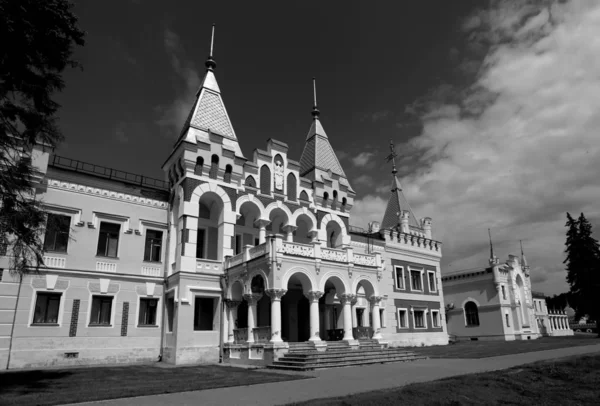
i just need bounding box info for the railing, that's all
[50,155,169,191]
[248,243,267,260]
[321,247,348,263]
[352,326,373,340]
[141,266,162,277]
[228,252,244,268]
[43,255,66,269]
[353,253,377,267]
[233,328,248,344]
[96,261,117,272]
[278,241,314,258]
[196,258,222,273]
[253,326,271,343]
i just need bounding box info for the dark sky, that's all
[57,0,479,192]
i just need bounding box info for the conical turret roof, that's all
[380,175,420,230]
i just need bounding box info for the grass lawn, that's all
[0,363,307,406]
[290,353,600,406]
[413,335,599,358]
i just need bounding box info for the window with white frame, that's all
[397,308,408,328]
[32,292,62,324]
[193,297,215,331]
[43,213,71,253]
[413,309,426,328]
[465,301,480,326]
[90,295,113,326]
[138,298,159,326]
[410,269,423,291]
[97,222,120,258]
[428,271,437,293]
[143,229,163,262]
[431,310,440,327]
[394,266,404,289]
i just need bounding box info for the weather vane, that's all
[385,139,398,175]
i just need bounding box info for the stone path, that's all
[73,344,600,406]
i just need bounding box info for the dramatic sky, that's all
[56,0,600,295]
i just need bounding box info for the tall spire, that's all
[488,228,496,265]
[205,23,217,71]
[520,240,528,267]
[312,77,320,118]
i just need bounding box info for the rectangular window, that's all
[138,298,158,326]
[196,229,206,259]
[534,301,538,311]
[44,213,71,253]
[398,309,408,328]
[414,310,426,328]
[166,296,175,332]
[380,308,385,328]
[33,292,61,324]
[97,222,120,258]
[143,230,163,262]
[431,310,440,327]
[410,270,423,291]
[235,234,242,255]
[505,314,510,327]
[394,266,404,289]
[90,296,113,326]
[254,238,260,246]
[193,297,214,331]
[428,271,437,292]
[501,285,506,300]
[356,308,364,327]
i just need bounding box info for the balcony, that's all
[196,258,223,274]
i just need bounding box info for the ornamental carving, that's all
[368,295,383,305]
[354,254,377,267]
[304,290,324,302]
[279,242,314,258]
[321,248,348,263]
[249,244,267,259]
[274,156,284,191]
[243,293,262,305]
[339,293,356,305]
[225,300,242,309]
[265,289,287,300]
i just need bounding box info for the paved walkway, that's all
[75,344,600,406]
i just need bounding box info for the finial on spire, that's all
[385,139,398,175]
[488,228,496,264]
[205,23,217,71]
[311,77,320,118]
[520,240,529,267]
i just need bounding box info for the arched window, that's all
[195,157,204,176]
[199,202,211,219]
[287,173,297,201]
[333,190,338,200]
[260,165,271,195]
[299,190,309,201]
[209,155,219,179]
[245,175,256,188]
[224,164,232,183]
[465,301,480,326]
[323,192,329,207]
[332,190,338,209]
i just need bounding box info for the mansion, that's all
[0,37,448,369]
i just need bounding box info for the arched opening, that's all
[341,197,347,213]
[251,275,271,330]
[464,301,480,326]
[294,213,314,244]
[281,273,312,342]
[267,207,288,236]
[332,190,338,210]
[299,190,309,201]
[224,164,232,183]
[196,192,224,260]
[235,201,262,251]
[320,276,347,341]
[325,220,343,248]
[354,280,376,338]
[323,192,329,207]
[245,175,256,188]
[260,165,271,195]
[287,173,297,201]
[516,275,530,327]
[195,157,204,176]
[209,155,219,179]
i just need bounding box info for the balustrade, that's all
[233,328,248,344]
[252,326,271,343]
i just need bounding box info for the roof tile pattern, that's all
[381,176,420,230]
[299,119,347,178]
[191,90,235,139]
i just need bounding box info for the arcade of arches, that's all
[226,274,384,344]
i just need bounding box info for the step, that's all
[273,354,423,367]
[269,355,425,371]
[279,351,417,362]
[283,348,415,358]
[278,353,418,364]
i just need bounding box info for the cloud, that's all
[351,152,375,168]
[360,110,391,122]
[155,28,201,138]
[353,174,374,186]
[350,195,388,229]
[392,0,600,295]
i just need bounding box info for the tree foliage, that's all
[0,0,85,274]
[563,212,600,326]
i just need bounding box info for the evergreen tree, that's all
[0,0,85,275]
[564,212,600,334]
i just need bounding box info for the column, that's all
[351,296,358,328]
[305,291,324,342]
[340,294,355,341]
[370,296,383,340]
[282,225,297,243]
[266,289,287,343]
[244,293,261,343]
[254,219,270,244]
[308,230,319,243]
[226,300,241,343]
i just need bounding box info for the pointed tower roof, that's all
[177,24,244,158]
[380,140,420,230]
[299,78,350,187]
[520,240,529,267]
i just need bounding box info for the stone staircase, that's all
[269,340,426,371]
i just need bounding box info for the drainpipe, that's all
[6,273,23,370]
[219,273,227,363]
[158,205,172,362]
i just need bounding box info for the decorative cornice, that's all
[47,178,168,208]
